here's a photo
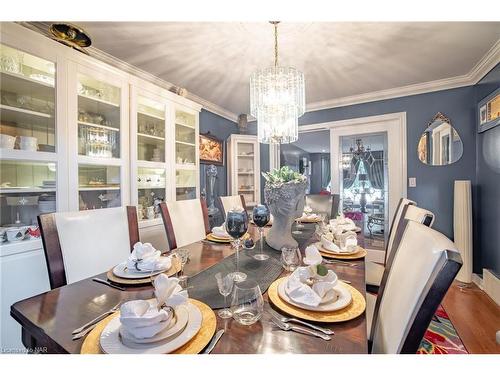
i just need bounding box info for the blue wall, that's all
[295,87,477,239]
[474,63,500,274]
[199,109,238,198]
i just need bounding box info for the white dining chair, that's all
[159,199,210,250]
[366,220,461,353]
[38,206,139,289]
[218,195,247,221]
[366,204,435,289]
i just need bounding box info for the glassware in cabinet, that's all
[175,169,196,201]
[78,164,121,210]
[77,73,121,159]
[0,43,56,153]
[237,142,256,206]
[137,167,166,220]
[0,160,57,244]
[137,96,166,163]
[175,110,196,166]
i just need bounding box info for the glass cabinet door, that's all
[78,164,121,210]
[0,160,57,244]
[77,73,121,159]
[0,43,56,153]
[175,109,197,201]
[137,167,166,221]
[236,142,256,206]
[137,96,166,163]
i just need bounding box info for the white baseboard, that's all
[483,269,500,306]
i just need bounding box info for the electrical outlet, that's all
[409,177,417,187]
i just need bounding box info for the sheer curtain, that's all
[343,158,360,190]
[321,155,331,190]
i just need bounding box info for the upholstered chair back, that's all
[305,194,340,220]
[218,195,247,221]
[39,207,139,288]
[371,220,462,353]
[160,199,210,250]
[385,198,415,261]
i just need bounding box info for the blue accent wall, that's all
[295,87,477,239]
[474,63,500,274]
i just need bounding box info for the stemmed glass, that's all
[226,208,249,282]
[252,204,270,261]
[215,272,234,318]
[174,248,190,289]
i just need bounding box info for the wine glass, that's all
[174,248,190,289]
[226,208,249,282]
[281,246,302,272]
[215,272,234,319]
[252,204,270,261]
[231,280,264,326]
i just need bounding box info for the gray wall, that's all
[474,63,500,274]
[296,86,477,239]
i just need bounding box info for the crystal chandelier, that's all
[250,21,305,144]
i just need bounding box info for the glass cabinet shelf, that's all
[0,43,56,153]
[137,167,165,221]
[78,164,121,210]
[0,160,56,234]
[137,96,166,163]
[77,74,121,159]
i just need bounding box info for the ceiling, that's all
[72,22,499,117]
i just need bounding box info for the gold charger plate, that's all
[268,278,366,323]
[206,232,250,243]
[81,299,216,354]
[299,217,322,223]
[314,242,367,260]
[106,257,181,286]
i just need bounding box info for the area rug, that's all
[417,305,468,354]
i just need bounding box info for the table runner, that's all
[187,224,317,309]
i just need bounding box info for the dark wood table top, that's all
[11,224,368,354]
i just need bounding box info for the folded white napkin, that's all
[341,232,358,252]
[304,205,313,214]
[127,242,171,272]
[329,216,356,231]
[286,266,338,307]
[212,223,231,238]
[119,274,188,340]
[320,233,343,253]
[301,212,319,220]
[303,245,323,266]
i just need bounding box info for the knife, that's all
[92,278,125,291]
[203,329,225,354]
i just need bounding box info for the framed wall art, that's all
[478,87,500,133]
[199,132,224,166]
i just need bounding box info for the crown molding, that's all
[18,22,240,123]
[306,39,500,113]
[19,22,499,120]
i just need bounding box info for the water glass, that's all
[215,272,234,318]
[226,208,249,282]
[252,204,270,261]
[281,247,302,272]
[231,280,264,326]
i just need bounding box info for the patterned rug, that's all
[417,305,468,354]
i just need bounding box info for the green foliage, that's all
[262,166,307,186]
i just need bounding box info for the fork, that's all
[271,317,331,341]
[71,302,121,335]
[323,259,357,267]
[269,309,334,335]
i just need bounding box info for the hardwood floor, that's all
[442,281,500,354]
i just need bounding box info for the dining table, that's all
[10,223,368,354]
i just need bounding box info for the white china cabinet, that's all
[227,134,260,209]
[0,23,201,350]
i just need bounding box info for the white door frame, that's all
[297,112,407,257]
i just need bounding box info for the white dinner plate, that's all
[99,302,202,354]
[112,261,170,279]
[314,242,358,255]
[278,279,352,312]
[119,304,190,345]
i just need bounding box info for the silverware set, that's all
[92,277,125,291]
[203,329,225,354]
[72,302,121,340]
[269,308,334,341]
[323,259,358,267]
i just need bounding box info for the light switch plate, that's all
[409,177,417,187]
